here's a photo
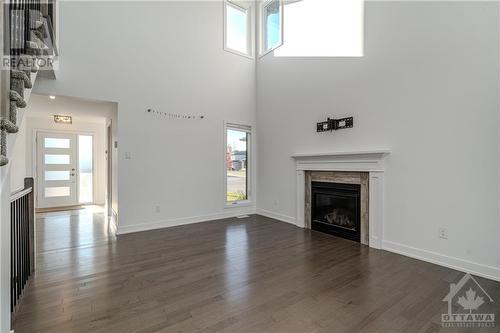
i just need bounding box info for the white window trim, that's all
[223,0,255,59]
[224,121,252,208]
[259,0,284,58]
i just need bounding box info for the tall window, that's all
[224,0,253,57]
[225,124,251,204]
[260,0,283,55]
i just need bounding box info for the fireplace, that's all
[293,151,390,248]
[311,181,361,242]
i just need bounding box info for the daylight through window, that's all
[261,0,283,55]
[224,1,252,57]
[274,0,363,57]
[226,124,250,204]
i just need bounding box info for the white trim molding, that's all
[257,208,296,225]
[292,149,390,249]
[116,206,256,235]
[383,240,500,282]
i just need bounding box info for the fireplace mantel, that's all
[292,149,390,249]
[292,150,390,172]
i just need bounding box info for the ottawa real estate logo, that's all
[442,273,495,328]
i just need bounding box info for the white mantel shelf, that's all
[292,149,391,249]
[291,149,391,173]
[291,149,391,159]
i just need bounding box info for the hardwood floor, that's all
[12,209,500,332]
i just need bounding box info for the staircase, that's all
[1,0,56,166]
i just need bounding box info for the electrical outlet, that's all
[438,228,448,239]
[155,205,160,213]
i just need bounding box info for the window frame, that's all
[224,122,252,207]
[259,0,284,57]
[223,0,255,59]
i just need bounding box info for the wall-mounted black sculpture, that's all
[317,117,353,132]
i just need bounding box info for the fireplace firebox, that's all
[311,181,361,242]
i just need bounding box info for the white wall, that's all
[10,112,28,192]
[30,0,499,280]
[34,1,257,231]
[257,1,500,280]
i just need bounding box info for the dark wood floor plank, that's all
[12,207,500,333]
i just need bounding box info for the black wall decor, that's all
[317,117,353,132]
[146,108,205,120]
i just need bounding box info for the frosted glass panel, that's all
[45,154,70,165]
[44,138,70,149]
[45,171,70,181]
[79,135,93,203]
[45,186,70,197]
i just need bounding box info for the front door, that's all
[36,132,78,208]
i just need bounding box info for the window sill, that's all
[225,200,254,209]
[223,47,255,60]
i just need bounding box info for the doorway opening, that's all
[20,94,118,225]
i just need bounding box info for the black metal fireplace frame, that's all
[311,182,361,242]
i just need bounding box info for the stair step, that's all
[10,90,27,108]
[17,55,38,75]
[1,128,7,166]
[0,118,18,134]
[10,101,18,127]
[0,155,8,167]
[11,70,32,96]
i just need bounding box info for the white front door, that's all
[36,132,78,208]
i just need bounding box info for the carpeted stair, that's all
[0,16,48,166]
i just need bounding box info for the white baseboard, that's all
[116,207,256,235]
[256,208,297,226]
[109,209,118,232]
[383,240,500,282]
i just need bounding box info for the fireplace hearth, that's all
[311,181,361,242]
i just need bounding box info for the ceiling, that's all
[25,94,117,124]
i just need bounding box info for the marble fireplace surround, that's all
[292,150,390,249]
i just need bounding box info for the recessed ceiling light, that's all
[49,95,56,100]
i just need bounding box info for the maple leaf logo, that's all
[457,288,485,313]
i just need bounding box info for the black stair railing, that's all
[10,178,35,314]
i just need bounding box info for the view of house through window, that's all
[78,135,93,203]
[226,126,249,203]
